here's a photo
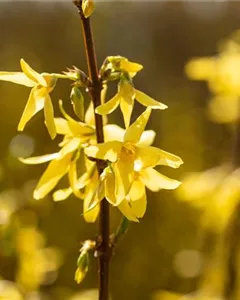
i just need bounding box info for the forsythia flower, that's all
[85,107,183,220]
[0,59,64,138]
[20,102,96,200]
[97,55,167,127]
[20,102,156,222]
[96,78,167,127]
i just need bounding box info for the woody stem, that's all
[73,1,110,300]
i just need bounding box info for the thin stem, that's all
[73,1,110,300]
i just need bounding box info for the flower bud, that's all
[71,87,84,121]
[75,251,89,284]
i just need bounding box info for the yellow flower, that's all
[19,102,96,200]
[96,77,167,128]
[85,107,183,205]
[0,59,59,138]
[104,166,181,222]
[102,56,143,78]
[53,159,102,223]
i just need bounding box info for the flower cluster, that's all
[0,56,182,222]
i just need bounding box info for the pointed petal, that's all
[20,58,47,87]
[104,124,125,142]
[119,96,134,129]
[141,168,181,191]
[58,137,81,158]
[85,141,122,162]
[105,171,118,205]
[0,72,36,87]
[136,146,183,169]
[120,59,143,73]
[129,179,145,201]
[135,90,168,110]
[68,160,84,199]
[54,118,73,136]
[138,130,156,146]
[44,95,56,139]
[59,100,95,136]
[83,172,102,222]
[53,187,73,201]
[124,107,152,143]
[95,93,120,115]
[19,152,59,164]
[84,202,100,223]
[119,81,135,128]
[85,101,95,126]
[112,157,134,203]
[130,192,147,218]
[33,154,71,200]
[117,199,139,222]
[17,87,45,131]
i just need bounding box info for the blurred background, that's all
[1,1,240,299]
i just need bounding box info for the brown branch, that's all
[73,1,110,299]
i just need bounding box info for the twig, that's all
[73,1,110,299]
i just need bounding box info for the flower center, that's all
[122,142,136,157]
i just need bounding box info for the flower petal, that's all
[136,146,183,169]
[104,124,125,142]
[68,159,84,199]
[120,59,143,73]
[19,152,59,164]
[130,192,147,218]
[54,118,73,136]
[124,107,151,144]
[83,171,102,223]
[140,168,181,191]
[95,92,120,115]
[59,100,95,136]
[20,59,47,87]
[53,187,73,202]
[0,72,36,87]
[117,199,139,222]
[84,202,100,223]
[119,81,135,128]
[111,157,134,203]
[129,179,145,201]
[33,154,72,200]
[105,171,118,205]
[85,141,122,162]
[44,94,56,139]
[58,137,81,158]
[138,130,156,146]
[17,87,45,131]
[135,89,167,110]
[85,101,95,126]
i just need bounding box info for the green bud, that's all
[75,251,89,284]
[71,87,85,121]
